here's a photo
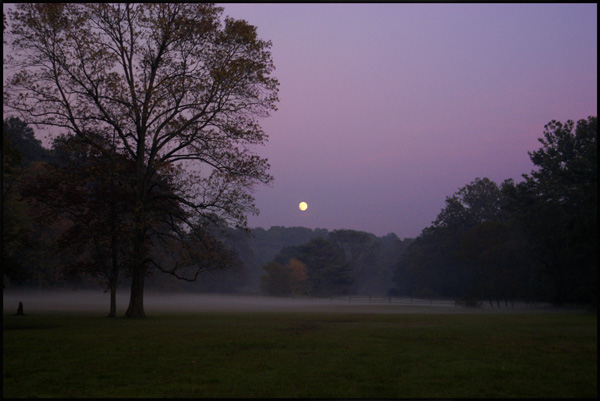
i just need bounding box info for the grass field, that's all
[3,309,597,398]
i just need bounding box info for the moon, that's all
[299,201,308,211]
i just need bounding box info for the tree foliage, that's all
[394,177,529,302]
[504,116,597,305]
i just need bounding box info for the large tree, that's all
[394,177,514,300]
[504,116,597,305]
[5,3,279,317]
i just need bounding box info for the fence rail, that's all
[286,295,545,309]
[290,295,457,307]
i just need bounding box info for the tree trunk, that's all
[108,277,117,318]
[125,233,146,318]
[125,144,148,318]
[125,268,145,318]
[107,219,119,318]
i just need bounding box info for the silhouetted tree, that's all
[3,117,48,167]
[394,178,512,300]
[22,133,136,316]
[329,229,399,295]
[455,221,529,307]
[2,119,32,287]
[3,118,65,288]
[6,3,278,317]
[503,116,597,305]
[186,227,253,294]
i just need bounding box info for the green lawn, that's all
[3,310,597,398]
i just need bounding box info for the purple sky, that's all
[221,3,597,238]
[4,4,597,239]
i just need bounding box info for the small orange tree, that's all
[260,258,308,297]
[287,258,308,296]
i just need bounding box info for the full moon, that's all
[299,201,308,211]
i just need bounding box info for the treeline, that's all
[392,116,597,306]
[3,116,597,307]
[136,226,411,297]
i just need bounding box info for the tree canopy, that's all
[504,116,597,305]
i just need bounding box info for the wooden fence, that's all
[287,295,548,309]
[291,295,456,307]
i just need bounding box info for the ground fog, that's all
[3,289,579,316]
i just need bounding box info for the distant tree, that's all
[329,229,385,295]
[504,116,597,305]
[329,230,378,267]
[2,118,48,249]
[22,133,135,316]
[286,258,308,295]
[247,227,328,292]
[1,184,32,287]
[394,177,511,300]
[2,120,32,287]
[6,3,278,317]
[260,261,289,297]
[260,258,308,297]
[193,227,253,294]
[252,226,327,265]
[2,119,71,288]
[3,117,48,167]
[394,230,454,299]
[275,237,353,297]
[377,233,413,295]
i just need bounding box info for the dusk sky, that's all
[221,3,597,238]
[4,3,597,239]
